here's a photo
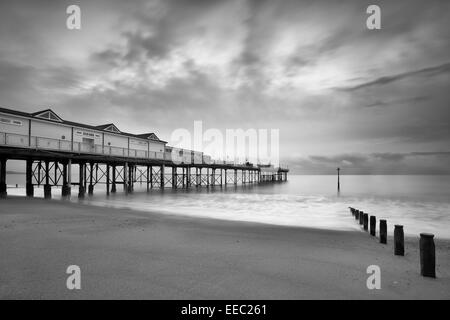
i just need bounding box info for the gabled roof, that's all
[135,133,160,140]
[32,109,63,122]
[96,123,121,133]
[0,106,167,144]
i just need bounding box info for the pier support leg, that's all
[111,165,117,193]
[128,164,134,193]
[78,163,86,199]
[106,164,110,195]
[196,168,200,187]
[187,167,191,188]
[124,162,128,194]
[149,166,153,190]
[88,163,94,195]
[172,167,177,189]
[0,158,7,197]
[160,165,165,189]
[44,161,51,199]
[234,169,237,186]
[26,159,34,197]
[62,161,71,197]
[147,166,150,192]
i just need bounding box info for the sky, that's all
[0,0,449,174]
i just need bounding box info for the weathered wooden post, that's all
[26,159,34,197]
[379,220,387,244]
[355,210,359,221]
[359,211,364,225]
[394,225,405,256]
[363,213,369,231]
[420,233,436,278]
[370,216,376,236]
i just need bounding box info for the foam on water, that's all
[6,175,450,238]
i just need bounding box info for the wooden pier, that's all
[0,107,288,198]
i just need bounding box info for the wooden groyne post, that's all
[359,211,364,225]
[394,225,405,256]
[369,216,376,236]
[379,219,387,244]
[363,213,369,231]
[420,233,436,278]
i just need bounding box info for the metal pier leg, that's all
[44,161,51,199]
[106,164,110,195]
[26,159,34,197]
[111,165,117,193]
[124,162,128,194]
[0,158,6,197]
[160,165,165,189]
[147,166,150,191]
[172,167,177,189]
[61,161,70,197]
[78,163,85,198]
[88,162,94,195]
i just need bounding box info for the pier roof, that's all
[0,106,167,143]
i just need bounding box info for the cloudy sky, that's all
[0,0,449,174]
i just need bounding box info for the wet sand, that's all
[0,197,449,299]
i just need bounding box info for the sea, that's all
[5,174,450,238]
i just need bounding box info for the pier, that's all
[0,107,288,198]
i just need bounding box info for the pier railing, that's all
[0,132,288,170]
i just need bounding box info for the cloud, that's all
[288,152,450,175]
[0,0,449,174]
[337,62,450,92]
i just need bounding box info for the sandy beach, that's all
[0,196,449,299]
